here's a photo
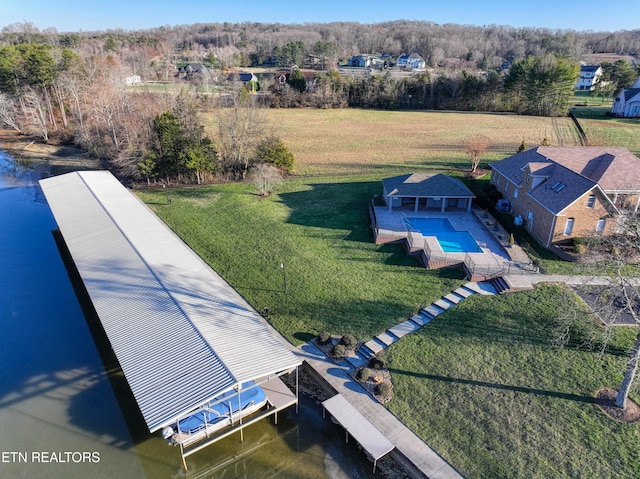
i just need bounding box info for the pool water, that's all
[406,217,482,253]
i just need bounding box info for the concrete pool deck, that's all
[373,206,513,261]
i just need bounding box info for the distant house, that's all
[349,55,371,68]
[227,72,258,84]
[611,78,640,117]
[396,54,409,68]
[382,173,475,212]
[176,63,212,82]
[406,53,426,70]
[575,65,603,91]
[395,53,426,70]
[270,69,316,91]
[125,75,141,86]
[490,147,640,248]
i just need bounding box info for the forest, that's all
[0,20,638,183]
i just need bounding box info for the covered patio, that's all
[382,173,475,213]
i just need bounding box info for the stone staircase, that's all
[348,280,500,368]
[490,274,535,294]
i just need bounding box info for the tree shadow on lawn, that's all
[271,296,423,341]
[388,368,596,404]
[278,181,381,242]
[422,297,629,357]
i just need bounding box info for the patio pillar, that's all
[467,198,472,212]
[414,198,419,212]
[440,198,446,212]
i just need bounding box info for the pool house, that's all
[382,173,475,213]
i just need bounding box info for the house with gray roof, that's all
[611,78,640,117]
[176,63,212,82]
[382,173,475,212]
[490,146,640,248]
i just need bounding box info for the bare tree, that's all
[21,87,49,142]
[214,93,267,179]
[581,214,640,410]
[464,135,490,173]
[251,163,283,196]
[0,93,23,132]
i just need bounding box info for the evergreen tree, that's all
[287,68,306,93]
[517,139,527,153]
[505,55,579,116]
[255,136,295,172]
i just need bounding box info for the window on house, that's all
[564,218,574,235]
[526,175,531,184]
[514,188,519,198]
[587,195,596,208]
[596,219,605,232]
[505,182,509,193]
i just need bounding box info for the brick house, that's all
[490,147,640,248]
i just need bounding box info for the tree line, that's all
[0,21,638,184]
[2,20,639,80]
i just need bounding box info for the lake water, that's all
[0,151,381,479]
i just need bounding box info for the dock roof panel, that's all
[40,171,300,432]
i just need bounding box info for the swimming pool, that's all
[405,217,482,253]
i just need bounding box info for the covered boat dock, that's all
[39,171,302,470]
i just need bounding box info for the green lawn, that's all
[387,285,640,478]
[571,91,612,108]
[136,175,640,478]
[136,176,464,344]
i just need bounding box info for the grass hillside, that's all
[387,285,639,478]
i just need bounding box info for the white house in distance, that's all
[611,78,640,117]
[396,53,426,70]
[575,65,603,91]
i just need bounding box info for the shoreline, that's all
[0,130,100,168]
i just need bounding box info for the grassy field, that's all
[138,109,640,478]
[250,109,584,176]
[572,108,640,155]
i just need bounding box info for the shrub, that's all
[357,368,371,381]
[376,383,390,396]
[340,334,357,349]
[332,344,346,358]
[368,357,386,369]
[255,135,295,172]
[317,331,331,344]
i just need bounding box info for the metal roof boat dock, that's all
[39,170,301,469]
